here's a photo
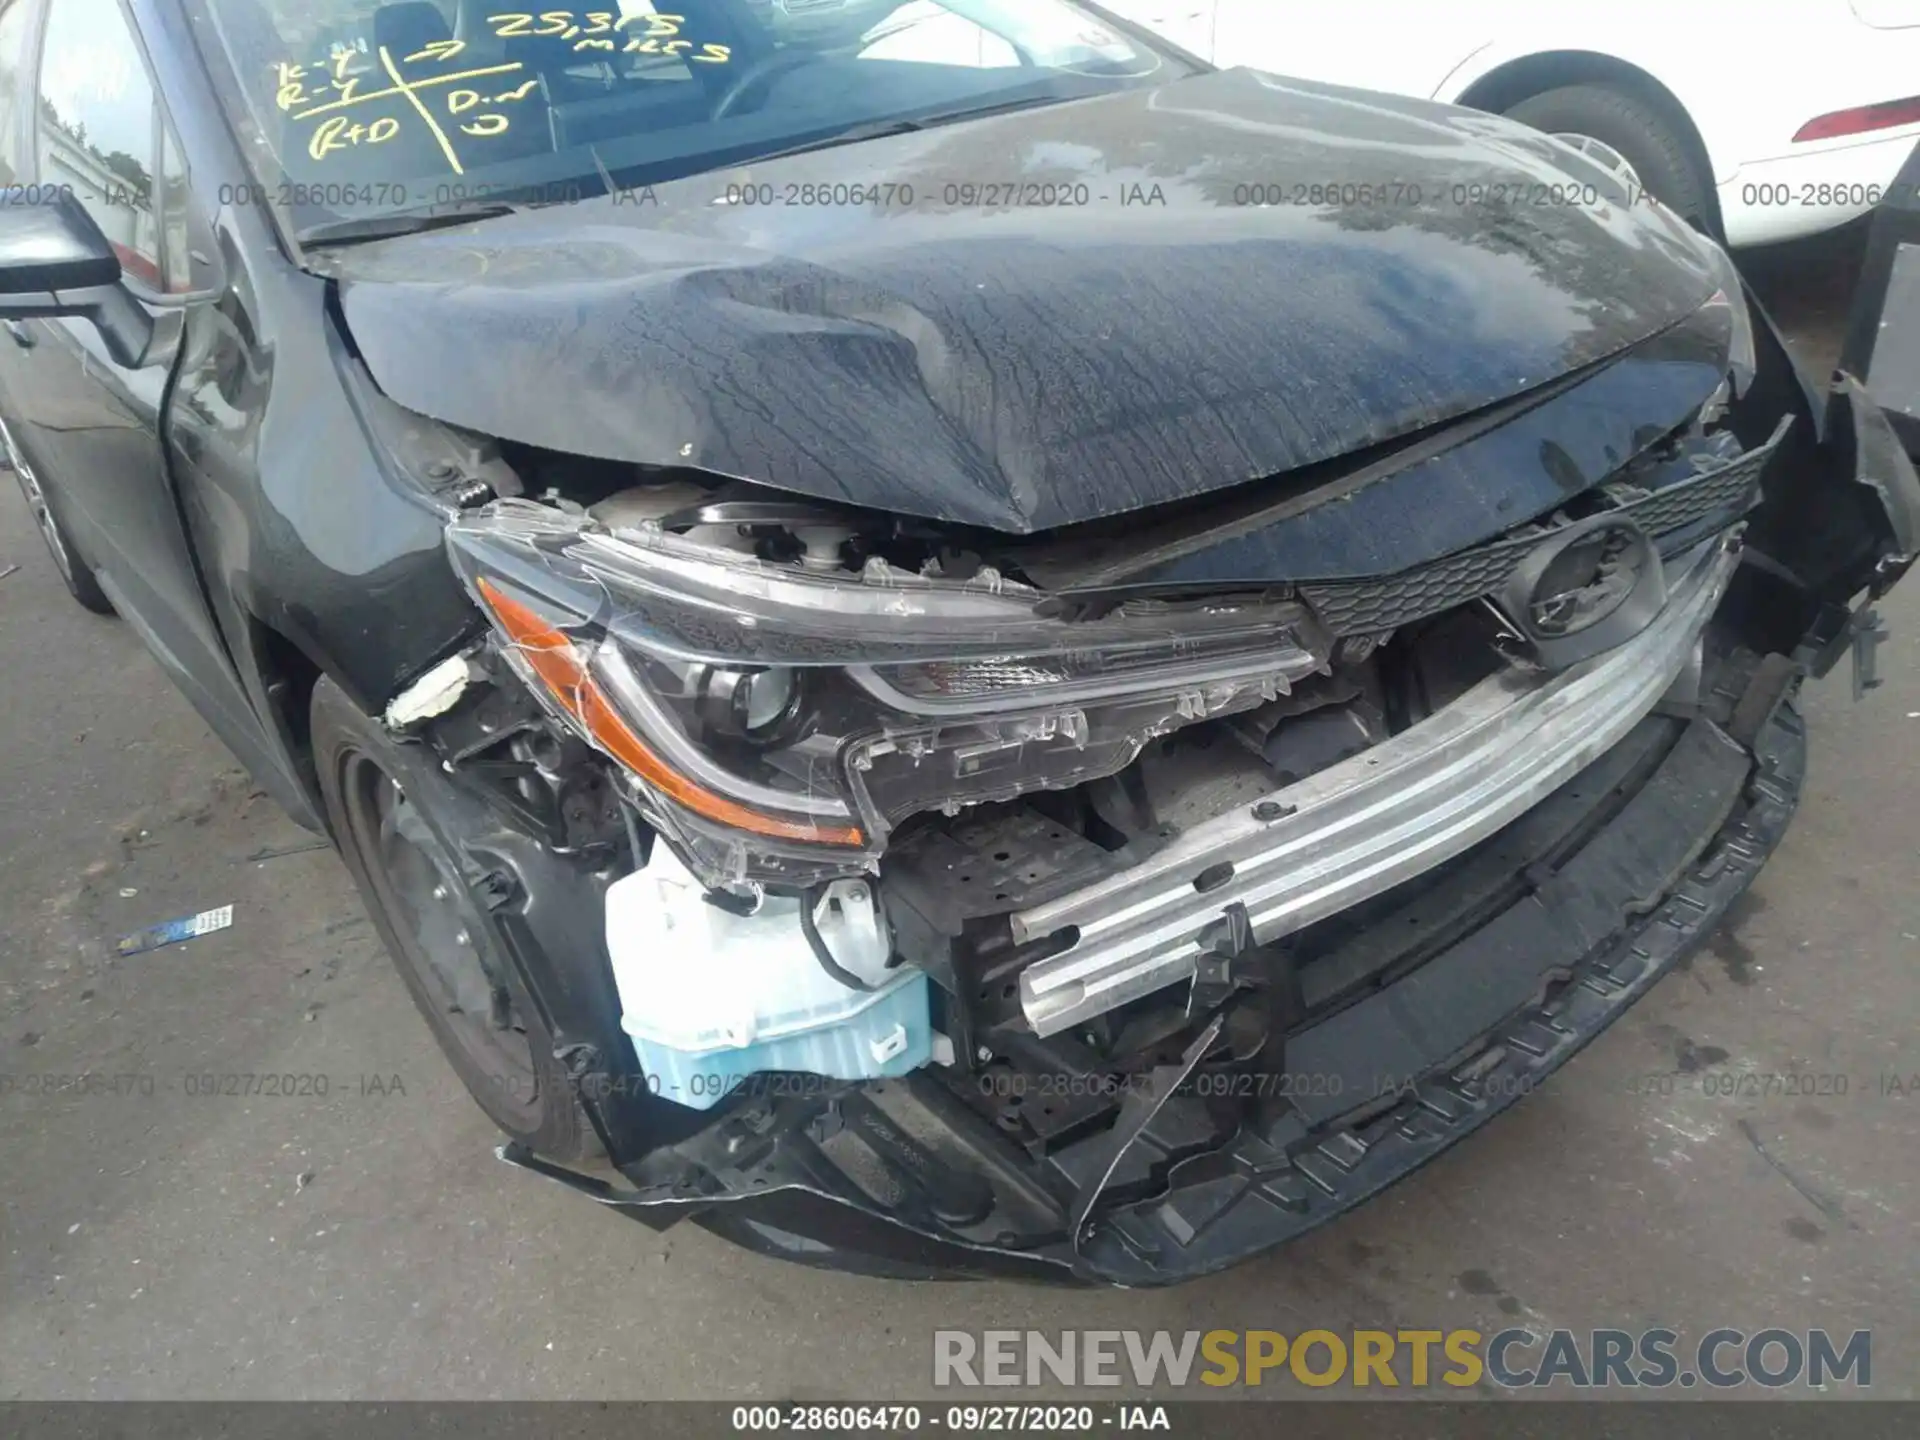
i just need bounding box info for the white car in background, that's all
[1099,0,1920,246]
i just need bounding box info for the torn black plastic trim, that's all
[1834,373,1920,577]
[1839,139,1920,458]
[1730,370,1920,674]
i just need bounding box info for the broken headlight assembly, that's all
[446,499,1332,890]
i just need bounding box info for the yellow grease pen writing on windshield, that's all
[271,9,730,170]
[484,10,731,60]
[274,46,536,169]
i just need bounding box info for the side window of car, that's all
[858,4,1021,69]
[33,0,168,289]
[0,0,36,182]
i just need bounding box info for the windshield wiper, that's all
[297,201,522,248]
[737,93,1066,167]
[296,92,1080,243]
[737,116,932,166]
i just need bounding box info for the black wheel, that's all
[5,424,114,615]
[311,676,598,1161]
[1503,84,1717,236]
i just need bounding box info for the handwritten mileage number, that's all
[488,8,732,64]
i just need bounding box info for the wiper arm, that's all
[734,94,1065,167]
[736,116,931,166]
[298,202,521,247]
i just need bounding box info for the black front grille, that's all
[1602,445,1774,535]
[1300,424,1786,637]
[1300,527,1555,637]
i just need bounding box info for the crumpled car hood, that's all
[331,67,1721,535]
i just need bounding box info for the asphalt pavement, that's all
[1,225,1916,1400]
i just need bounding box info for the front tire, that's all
[311,675,598,1161]
[1503,83,1717,236]
[6,430,114,615]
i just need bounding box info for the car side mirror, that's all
[0,190,155,367]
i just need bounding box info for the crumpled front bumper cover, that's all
[499,678,1804,1284]
[492,376,1919,1285]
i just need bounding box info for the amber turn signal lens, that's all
[475,578,865,847]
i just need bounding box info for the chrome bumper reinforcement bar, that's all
[1015,532,1744,1038]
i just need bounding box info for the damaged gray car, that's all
[3,0,1917,1282]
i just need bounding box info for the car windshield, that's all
[181,0,1175,241]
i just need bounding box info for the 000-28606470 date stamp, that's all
[0,1071,410,1099]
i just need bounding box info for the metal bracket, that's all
[1850,606,1890,700]
[1189,902,1254,1018]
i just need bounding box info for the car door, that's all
[0,0,45,460]
[13,0,275,764]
